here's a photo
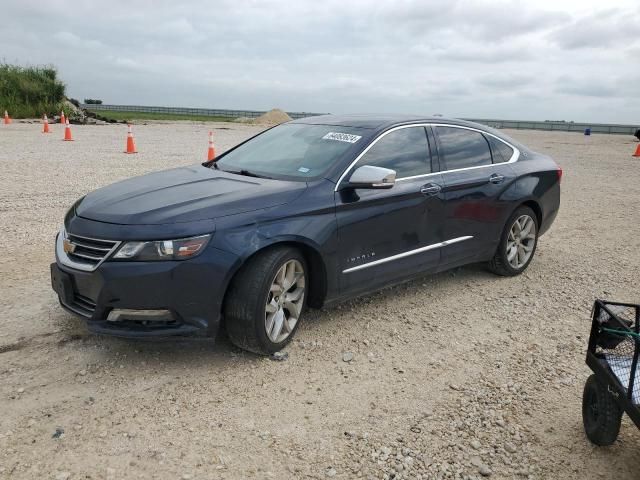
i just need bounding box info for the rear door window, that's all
[435,126,492,170]
[357,126,431,178]
[487,136,515,163]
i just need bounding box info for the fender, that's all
[215,232,335,311]
[210,191,339,303]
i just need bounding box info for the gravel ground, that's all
[1,121,639,480]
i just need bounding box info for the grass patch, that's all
[0,64,67,118]
[88,109,241,123]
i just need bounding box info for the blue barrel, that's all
[584,128,591,136]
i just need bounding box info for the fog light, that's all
[107,309,174,322]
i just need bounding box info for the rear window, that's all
[487,136,515,163]
[436,126,492,170]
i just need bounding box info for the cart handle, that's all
[601,327,639,338]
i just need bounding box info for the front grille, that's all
[65,233,119,269]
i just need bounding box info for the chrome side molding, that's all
[342,236,473,273]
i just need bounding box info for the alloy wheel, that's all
[506,214,536,269]
[265,259,305,343]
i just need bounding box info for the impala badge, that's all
[347,251,376,264]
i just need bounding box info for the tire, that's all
[224,246,307,355]
[582,374,623,446]
[488,205,538,276]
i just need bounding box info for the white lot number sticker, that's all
[322,132,362,143]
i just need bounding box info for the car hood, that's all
[76,165,307,225]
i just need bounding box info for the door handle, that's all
[420,183,442,195]
[489,173,505,184]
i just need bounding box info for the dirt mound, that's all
[252,108,292,125]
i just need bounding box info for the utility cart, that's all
[583,299,640,445]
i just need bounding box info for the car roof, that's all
[290,113,485,130]
[290,114,529,153]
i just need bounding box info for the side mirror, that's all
[346,165,396,189]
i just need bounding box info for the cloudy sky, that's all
[3,0,639,123]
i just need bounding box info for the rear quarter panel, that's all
[509,152,561,236]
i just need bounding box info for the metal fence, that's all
[463,118,638,135]
[81,104,326,120]
[81,104,638,135]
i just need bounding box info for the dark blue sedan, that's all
[51,115,561,354]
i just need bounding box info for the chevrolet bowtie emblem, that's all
[63,238,76,254]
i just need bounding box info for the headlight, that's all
[112,234,211,261]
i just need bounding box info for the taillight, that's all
[557,166,563,184]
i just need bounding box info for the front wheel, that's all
[224,247,307,355]
[488,206,538,276]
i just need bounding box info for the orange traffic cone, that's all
[125,124,137,154]
[43,114,51,133]
[3,110,11,124]
[207,131,216,161]
[633,144,640,157]
[60,110,66,125]
[63,119,74,141]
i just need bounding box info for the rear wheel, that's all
[224,247,307,355]
[488,206,538,276]
[582,374,623,446]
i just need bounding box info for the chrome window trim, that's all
[342,236,473,273]
[56,227,122,272]
[334,123,520,191]
[396,172,440,182]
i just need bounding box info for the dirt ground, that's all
[1,120,639,480]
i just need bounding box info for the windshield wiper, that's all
[223,169,273,179]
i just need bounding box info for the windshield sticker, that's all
[298,167,310,173]
[322,132,362,143]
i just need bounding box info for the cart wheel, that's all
[582,374,623,446]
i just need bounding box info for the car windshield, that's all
[214,123,368,180]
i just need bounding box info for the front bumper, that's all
[51,241,240,338]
